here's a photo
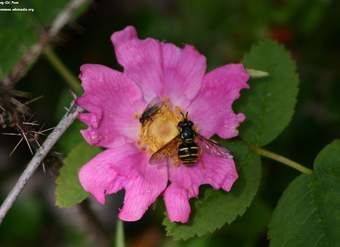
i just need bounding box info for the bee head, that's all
[177,119,193,129]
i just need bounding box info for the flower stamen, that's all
[138,101,182,153]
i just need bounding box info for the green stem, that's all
[253,146,313,175]
[115,220,125,247]
[43,46,82,94]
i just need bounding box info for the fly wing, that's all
[196,134,232,159]
[147,96,162,108]
[143,96,163,115]
[149,136,180,165]
[140,97,163,123]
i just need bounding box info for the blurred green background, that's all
[1,0,340,246]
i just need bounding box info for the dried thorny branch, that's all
[1,0,89,88]
[0,87,46,156]
[0,102,83,225]
[0,87,30,128]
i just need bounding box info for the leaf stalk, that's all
[253,146,313,175]
[44,46,82,94]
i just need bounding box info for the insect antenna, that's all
[180,112,189,119]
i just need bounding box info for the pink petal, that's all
[79,143,168,221]
[187,64,249,139]
[162,43,206,107]
[76,64,146,148]
[201,151,239,192]
[164,152,238,223]
[111,26,206,107]
[118,158,167,221]
[111,26,163,101]
[164,185,191,223]
[79,147,133,204]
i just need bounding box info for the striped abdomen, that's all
[178,142,200,165]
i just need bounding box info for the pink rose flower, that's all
[76,26,249,223]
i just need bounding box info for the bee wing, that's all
[149,135,181,165]
[196,134,232,159]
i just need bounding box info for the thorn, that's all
[34,139,46,173]
[32,127,54,136]
[64,106,70,113]
[9,137,24,156]
[2,133,21,136]
[70,90,77,100]
[24,95,43,105]
[16,124,34,155]
[42,162,46,173]
[22,122,39,126]
[40,127,55,133]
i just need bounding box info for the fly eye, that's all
[188,121,193,126]
[178,121,184,128]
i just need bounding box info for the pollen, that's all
[138,101,182,153]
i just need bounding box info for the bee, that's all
[150,112,231,166]
[139,97,163,125]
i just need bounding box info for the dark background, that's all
[1,0,340,246]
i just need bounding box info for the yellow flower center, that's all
[138,101,182,154]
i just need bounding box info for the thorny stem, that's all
[253,146,313,175]
[0,102,82,225]
[44,46,82,94]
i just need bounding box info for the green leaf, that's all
[56,142,101,207]
[57,121,86,154]
[0,0,88,81]
[163,141,261,240]
[225,198,272,241]
[163,199,271,247]
[268,140,340,247]
[238,40,299,146]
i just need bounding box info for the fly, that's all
[139,97,163,125]
[150,112,232,166]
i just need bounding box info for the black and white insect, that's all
[150,112,231,166]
